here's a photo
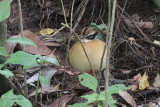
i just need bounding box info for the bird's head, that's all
[80,27,98,40]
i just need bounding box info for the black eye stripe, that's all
[87,32,98,39]
[83,27,88,35]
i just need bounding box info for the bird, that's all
[69,27,107,74]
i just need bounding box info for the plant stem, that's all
[34,61,43,107]
[17,0,28,98]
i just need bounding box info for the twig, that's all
[114,0,127,35]
[73,0,89,30]
[116,4,151,42]
[58,0,71,107]
[50,26,65,37]
[9,79,25,96]
[60,0,68,25]
[17,0,28,98]
[104,0,116,106]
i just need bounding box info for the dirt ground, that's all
[7,0,160,106]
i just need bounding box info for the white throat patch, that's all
[81,39,91,43]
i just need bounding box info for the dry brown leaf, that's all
[14,74,24,78]
[5,36,19,55]
[28,86,59,97]
[136,22,154,29]
[123,15,154,29]
[48,95,73,107]
[19,30,52,55]
[26,67,57,87]
[131,84,138,91]
[119,69,131,74]
[26,66,40,73]
[44,42,61,47]
[133,73,141,82]
[118,90,136,107]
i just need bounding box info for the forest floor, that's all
[7,0,160,107]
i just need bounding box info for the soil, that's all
[6,0,160,106]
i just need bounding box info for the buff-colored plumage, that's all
[69,37,107,73]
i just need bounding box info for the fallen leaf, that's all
[19,30,52,55]
[153,73,160,87]
[40,67,57,88]
[48,94,73,107]
[131,85,138,91]
[28,85,59,97]
[123,15,154,29]
[26,67,57,88]
[43,42,61,47]
[37,28,54,36]
[118,90,136,107]
[27,73,39,84]
[46,52,56,59]
[14,74,24,78]
[139,22,154,29]
[5,36,19,55]
[66,70,80,75]
[131,13,140,21]
[154,40,160,46]
[26,66,40,73]
[133,73,141,82]
[128,37,135,45]
[119,69,131,74]
[139,72,149,90]
[26,64,48,73]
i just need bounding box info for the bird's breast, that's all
[69,39,107,73]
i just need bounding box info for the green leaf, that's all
[0,69,13,78]
[78,73,98,92]
[23,65,34,70]
[7,37,36,46]
[71,103,91,107]
[0,46,9,56]
[39,75,49,86]
[15,95,32,107]
[37,56,60,66]
[0,90,15,107]
[97,91,117,107]
[109,84,131,95]
[5,51,37,67]
[97,91,105,101]
[43,56,60,66]
[91,23,105,31]
[0,0,10,22]
[97,84,131,107]
[98,104,103,107]
[81,93,97,104]
[0,64,3,69]
[0,90,32,107]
